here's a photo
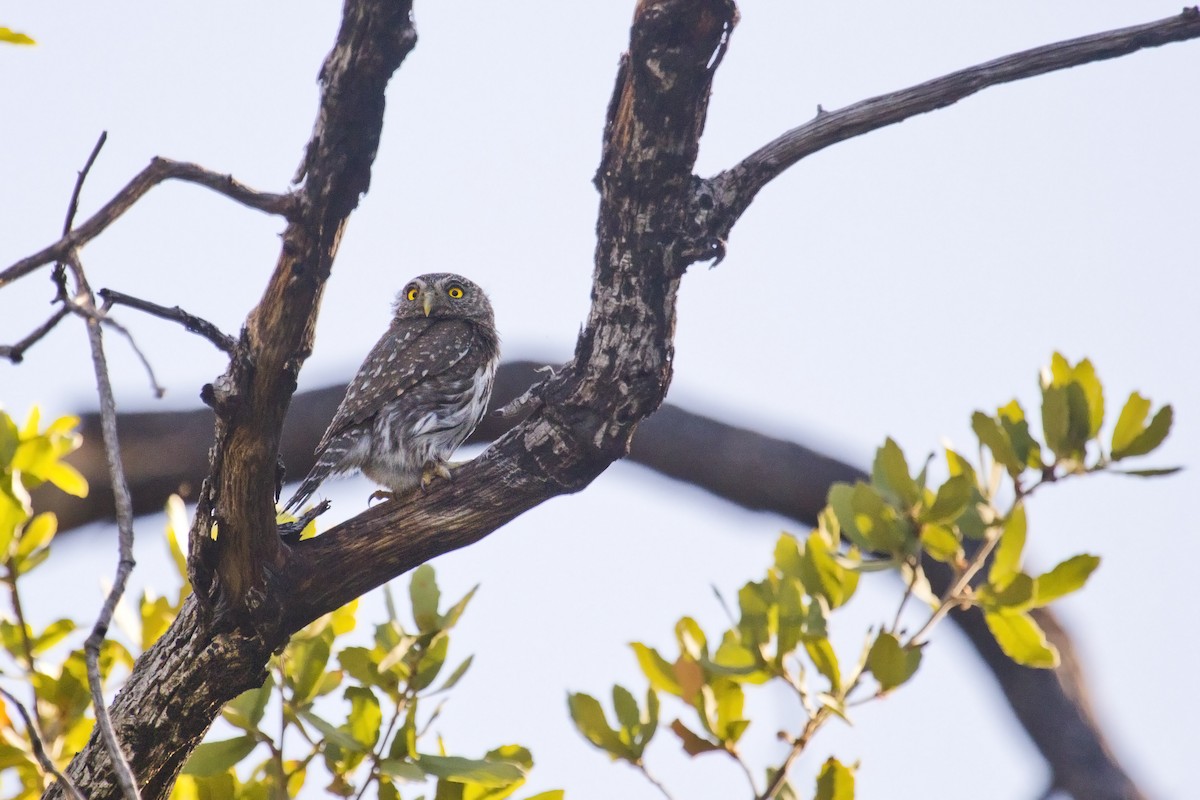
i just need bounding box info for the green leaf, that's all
[437,654,474,693]
[567,692,631,760]
[298,709,368,753]
[223,681,272,731]
[44,462,88,498]
[410,565,441,633]
[815,756,856,800]
[804,638,841,693]
[977,572,1035,611]
[972,412,1023,477]
[922,475,972,525]
[1112,405,1173,460]
[674,617,708,661]
[1049,355,1104,437]
[612,684,640,734]
[1112,466,1182,477]
[872,438,920,509]
[668,719,722,756]
[831,482,909,554]
[631,643,682,696]
[440,584,479,630]
[997,400,1043,470]
[712,680,747,743]
[417,754,527,787]
[919,523,961,563]
[31,618,75,655]
[983,610,1059,668]
[989,503,1026,590]
[0,27,35,45]
[182,736,258,777]
[774,534,805,583]
[345,686,382,748]
[737,580,773,651]
[15,511,56,567]
[285,633,331,704]
[867,632,921,692]
[377,759,427,782]
[806,531,858,609]
[1111,392,1151,456]
[411,632,450,691]
[1034,554,1100,606]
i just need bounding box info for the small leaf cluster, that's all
[0,409,134,798]
[175,563,558,800]
[569,354,1176,799]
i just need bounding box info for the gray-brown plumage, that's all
[283,273,499,511]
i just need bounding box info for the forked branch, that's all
[0,158,295,289]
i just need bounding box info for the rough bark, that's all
[12,2,1192,798]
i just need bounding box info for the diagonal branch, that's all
[699,7,1200,242]
[0,307,71,363]
[98,289,237,355]
[0,158,296,289]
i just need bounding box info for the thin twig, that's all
[0,686,88,800]
[99,316,166,398]
[99,288,237,354]
[635,761,675,800]
[0,306,71,363]
[3,561,46,738]
[53,132,108,301]
[63,256,141,800]
[63,132,108,237]
[705,7,1200,238]
[0,157,295,289]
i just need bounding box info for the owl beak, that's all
[422,290,434,317]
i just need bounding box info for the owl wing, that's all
[314,318,484,454]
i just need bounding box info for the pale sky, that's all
[2,2,1198,798]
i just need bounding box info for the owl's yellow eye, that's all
[406,287,419,301]
[447,286,464,299]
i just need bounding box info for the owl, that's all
[283,273,500,511]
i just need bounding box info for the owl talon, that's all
[369,490,396,504]
[420,461,454,492]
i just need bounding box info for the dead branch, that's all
[0,159,295,290]
[698,7,1200,243]
[98,289,237,355]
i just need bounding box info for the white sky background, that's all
[1,1,1198,798]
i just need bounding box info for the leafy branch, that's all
[569,353,1177,799]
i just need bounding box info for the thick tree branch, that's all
[698,7,1200,242]
[0,159,295,290]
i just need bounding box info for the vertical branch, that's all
[66,253,141,800]
[55,132,143,800]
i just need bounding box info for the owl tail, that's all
[282,432,356,512]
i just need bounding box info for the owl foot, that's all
[420,461,454,492]
[368,490,397,504]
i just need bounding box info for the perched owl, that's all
[283,273,499,511]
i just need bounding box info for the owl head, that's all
[393,273,494,324]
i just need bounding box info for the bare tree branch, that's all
[98,289,237,355]
[699,7,1200,242]
[0,306,71,363]
[63,250,142,800]
[0,158,296,290]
